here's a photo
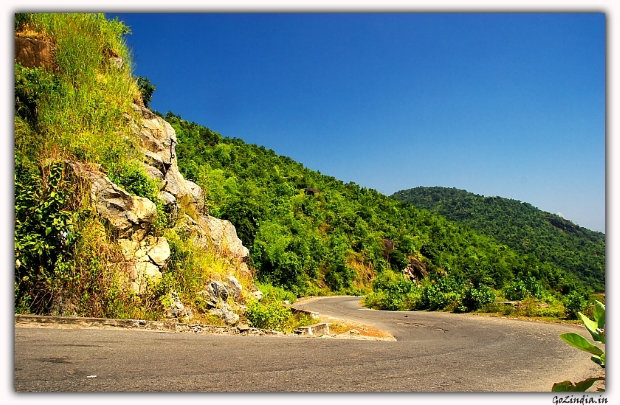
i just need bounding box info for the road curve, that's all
[14,296,602,392]
[294,296,603,390]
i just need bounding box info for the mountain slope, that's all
[162,113,589,297]
[391,187,605,292]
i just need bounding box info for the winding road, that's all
[14,296,602,392]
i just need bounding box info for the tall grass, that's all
[16,13,142,185]
[14,13,152,316]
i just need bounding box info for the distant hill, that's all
[391,187,605,292]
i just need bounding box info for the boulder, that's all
[130,262,162,294]
[165,291,193,319]
[199,215,250,260]
[403,257,428,283]
[118,236,170,294]
[225,276,243,301]
[209,303,239,325]
[70,162,156,239]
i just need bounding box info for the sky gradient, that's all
[112,12,606,232]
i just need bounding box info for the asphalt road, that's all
[14,296,602,392]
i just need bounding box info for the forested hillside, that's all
[162,113,591,306]
[392,187,605,292]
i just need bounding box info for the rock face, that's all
[71,163,157,240]
[132,104,249,262]
[402,257,428,284]
[69,104,251,318]
[15,34,55,70]
[118,236,171,294]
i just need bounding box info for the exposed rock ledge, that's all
[68,104,254,325]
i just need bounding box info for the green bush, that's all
[457,282,496,312]
[136,76,156,108]
[14,159,81,313]
[364,270,417,310]
[245,300,293,331]
[503,276,547,301]
[563,290,588,319]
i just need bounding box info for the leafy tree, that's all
[136,76,156,108]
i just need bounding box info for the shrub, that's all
[563,290,588,319]
[457,282,496,312]
[553,301,605,392]
[245,300,293,332]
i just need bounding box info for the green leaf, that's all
[578,312,603,343]
[552,377,603,392]
[593,300,605,329]
[560,333,604,356]
[592,352,605,368]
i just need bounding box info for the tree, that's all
[136,76,156,108]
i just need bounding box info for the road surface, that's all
[14,296,602,392]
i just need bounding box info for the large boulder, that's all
[70,162,157,240]
[118,236,170,293]
[225,276,243,301]
[199,215,250,260]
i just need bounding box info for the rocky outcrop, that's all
[118,236,170,294]
[69,105,252,312]
[133,105,205,211]
[69,162,168,293]
[70,163,157,240]
[131,104,249,262]
[198,278,245,325]
[402,257,428,284]
[15,34,55,70]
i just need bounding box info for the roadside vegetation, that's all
[13,13,290,329]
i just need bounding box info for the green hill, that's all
[391,187,605,292]
[163,113,591,300]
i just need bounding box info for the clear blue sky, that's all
[112,13,606,233]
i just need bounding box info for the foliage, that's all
[393,187,605,292]
[365,271,495,313]
[503,276,547,301]
[12,13,167,318]
[136,76,156,108]
[165,113,577,303]
[563,290,589,319]
[14,159,81,313]
[245,300,293,332]
[244,282,310,332]
[553,301,605,392]
[364,270,419,310]
[457,282,496,312]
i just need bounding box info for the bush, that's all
[503,276,547,301]
[245,300,293,332]
[563,290,588,319]
[364,270,418,310]
[419,276,463,310]
[457,283,496,312]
